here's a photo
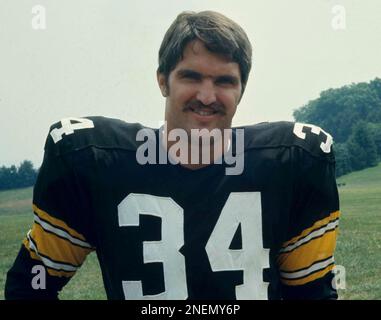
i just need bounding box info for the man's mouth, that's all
[189,107,219,117]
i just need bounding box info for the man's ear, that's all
[157,71,168,97]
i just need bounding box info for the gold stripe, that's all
[280,264,334,286]
[278,229,337,272]
[281,210,340,248]
[23,237,41,260]
[46,268,76,278]
[23,237,76,278]
[29,223,92,267]
[33,204,87,242]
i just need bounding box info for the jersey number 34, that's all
[118,192,270,300]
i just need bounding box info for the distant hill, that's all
[337,161,381,187]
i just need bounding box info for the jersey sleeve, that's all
[277,126,340,299]
[5,122,96,299]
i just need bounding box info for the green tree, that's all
[8,165,18,189]
[370,77,381,101]
[368,122,381,157]
[334,143,352,177]
[0,166,10,190]
[0,160,38,190]
[17,160,37,188]
[293,78,381,143]
[347,122,378,171]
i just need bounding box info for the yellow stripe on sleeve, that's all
[23,236,77,278]
[278,228,338,272]
[29,223,93,267]
[32,204,87,242]
[281,210,340,249]
[280,264,335,286]
[23,237,40,260]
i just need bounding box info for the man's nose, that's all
[196,80,217,106]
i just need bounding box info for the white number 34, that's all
[118,192,270,300]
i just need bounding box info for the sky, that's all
[0,0,380,167]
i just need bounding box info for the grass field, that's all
[1,163,380,300]
[335,164,381,299]
[0,188,107,300]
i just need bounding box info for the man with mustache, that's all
[5,11,340,300]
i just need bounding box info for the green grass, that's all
[0,187,34,216]
[0,187,107,300]
[335,163,381,300]
[0,187,35,298]
[1,163,381,300]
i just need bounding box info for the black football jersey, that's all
[5,116,340,300]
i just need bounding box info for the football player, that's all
[5,11,340,300]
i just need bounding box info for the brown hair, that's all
[158,11,252,97]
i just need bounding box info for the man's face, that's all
[158,40,242,135]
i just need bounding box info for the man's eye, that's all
[183,74,201,81]
[217,80,230,85]
[216,78,236,85]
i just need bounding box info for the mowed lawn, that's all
[1,163,380,300]
[335,163,381,299]
[0,187,107,300]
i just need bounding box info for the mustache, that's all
[183,100,226,115]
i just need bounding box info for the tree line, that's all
[293,77,381,177]
[0,160,38,191]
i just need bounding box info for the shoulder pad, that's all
[44,116,148,156]
[240,121,334,161]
